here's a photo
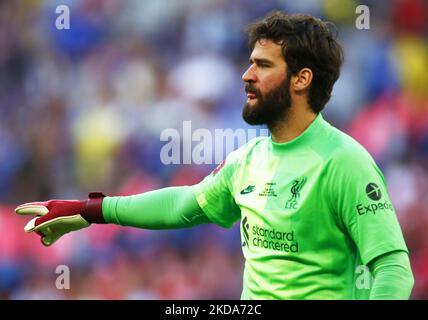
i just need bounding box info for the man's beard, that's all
[242,73,292,128]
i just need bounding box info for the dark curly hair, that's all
[246,11,344,113]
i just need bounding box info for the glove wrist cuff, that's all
[83,192,106,224]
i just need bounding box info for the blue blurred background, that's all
[1,0,428,299]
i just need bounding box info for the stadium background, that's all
[1,0,427,299]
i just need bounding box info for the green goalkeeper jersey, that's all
[193,113,409,299]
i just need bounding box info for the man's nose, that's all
[242,65,257,83]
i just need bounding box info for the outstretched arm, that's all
[16,149,242,246]
[15,186,211,246]
[103,186,211,229]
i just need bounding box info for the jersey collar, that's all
[269,113,326,151]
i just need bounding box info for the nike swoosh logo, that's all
[240,185,255,194]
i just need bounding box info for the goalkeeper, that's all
[16,12,414,299]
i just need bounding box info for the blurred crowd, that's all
[0,0,428,299]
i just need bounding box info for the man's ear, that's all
[291,68,313,93]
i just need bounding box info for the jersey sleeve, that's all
[192,149,242,228]
[326,147,409,265]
